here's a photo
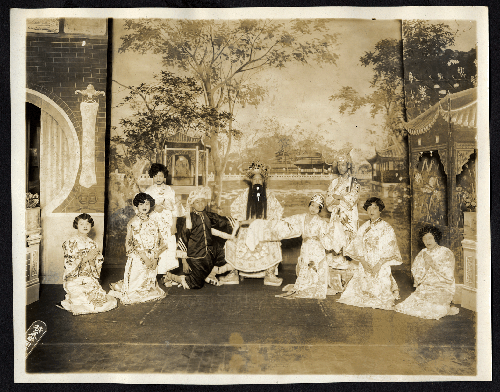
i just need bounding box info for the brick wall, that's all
[26,31,108,214]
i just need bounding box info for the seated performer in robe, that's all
[325,150,360,293]
[109,193,166,304]
[268,194,345,299]
[221,161,284,286]
[395,225,459,320]
[59,213,117,315]
[164,186,238,289]
[145,163,185,276]
[338,197,401,310]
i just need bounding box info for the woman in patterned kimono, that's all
[145,163,184,275]
[395,225,459,319]
[269,194,345,299]
[338,197,402,310]
[109,193,166,304]
[59,214,117,315]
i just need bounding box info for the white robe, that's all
[61,235,117,315]
[338,219,402,310]
[395,245,459,319]
[146,184,184,274]
[109,215,166,304]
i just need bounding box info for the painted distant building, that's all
[293,152,332,175]
[366,137,409,195]
[161,132,211,193]
[268,162,299,175]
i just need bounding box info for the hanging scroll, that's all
[75,84,105,188]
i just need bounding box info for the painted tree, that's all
[330,20,476,142]
[119,18,339,206]
[330,37,404,149]
[402,20,476,119]
[111,70,232,167]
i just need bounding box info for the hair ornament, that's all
[310,194,325,208]
[245,160,270,180]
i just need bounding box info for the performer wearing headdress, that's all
[262,194,345,299]
[220,161,285,286]
[326,149,361,293]
[164,186,238,289]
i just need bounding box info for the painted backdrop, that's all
[104,18,477,276]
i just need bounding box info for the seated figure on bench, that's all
[221,161,284,286]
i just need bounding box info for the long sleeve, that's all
[161,186,184,217]
[63,237,102,280]
[344,224,366,261]
[266,193,284,220]
[412,250,427,286]
[319,219,346,254]
[325,178,339,212]
[327,176,360,211]
[125,219,140,256]
[429,247,455,284]
[207,212,233,235]
[378,223,403,266]
[89,239,104,278]
[176,216,190,249]
[435,247,455,283]
[341,180,360,210]
[269,214,304,241]
[62,239,83,279]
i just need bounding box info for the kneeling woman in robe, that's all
[395,225,459,320]
[265,194,345,299]
[60,214,117,315]
[338,197,402,310]
[109,193,166,304]
[164,186,238,289]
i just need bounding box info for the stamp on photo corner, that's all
[26,320,47,358]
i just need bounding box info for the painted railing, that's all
[207,172,372,181]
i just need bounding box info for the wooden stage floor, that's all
[25,265,476,376]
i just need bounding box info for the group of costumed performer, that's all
[58,157,460,321]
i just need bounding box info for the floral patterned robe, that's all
[326,175,360,269]
[338,219,402,310]
[395,245,459,319]
[109,215,166,304]
[225,189,284,273]
[270,214,345,299]
[61,235,117,315]
[146,184,185,274]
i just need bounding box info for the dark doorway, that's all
[26,102,41,195]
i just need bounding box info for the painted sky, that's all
[110,18,477,158]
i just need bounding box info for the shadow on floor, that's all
[25,265,476,375]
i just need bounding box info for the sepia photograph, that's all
[12,6,490,383]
